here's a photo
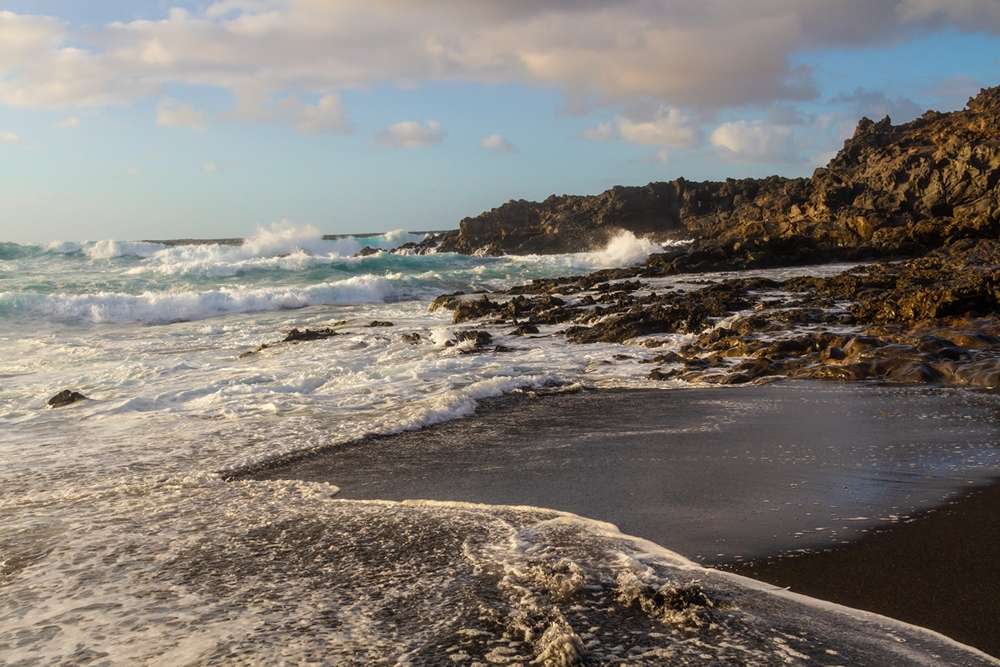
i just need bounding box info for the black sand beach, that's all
[728,482,1000,657]
[247,381,1000,655]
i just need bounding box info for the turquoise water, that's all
[0,224,663,324]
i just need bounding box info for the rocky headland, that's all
[411,86,998,268]
[401,88,999,391]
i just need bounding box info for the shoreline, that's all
[245,381,1000,655]
[724,480,1000,658]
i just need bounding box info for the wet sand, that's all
[246,381,1000,654]
[727,482,1000,657]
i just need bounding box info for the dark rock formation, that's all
[241,327,347,356]
[446,330,494,349]
[435,181,691,255]
[283,328,343,343]
[430,237,998,389]
[367,320,394,327]
[48,390,88,408]
[415,87,999,269]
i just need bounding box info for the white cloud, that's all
[0,1,996,124]
[56,115,80,129]
[295,94,350,135]
[710,120,798,162]
[378,120,444,148]
[202,161,221,174]
[480,133,515,153]
[0,131,20,143]
[616,108,701,161]
[156,98,207,129]
[582,122,614,142]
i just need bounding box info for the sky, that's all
[0,1,998,243]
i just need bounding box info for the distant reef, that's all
[409,86,999,270]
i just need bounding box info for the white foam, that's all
[583,230,664,267]
[508,231,690,273]
[114,223,428,277]
[84,240,168,260]
[379,228,425,245]
[45,240,83,254]
[1,275,400,324]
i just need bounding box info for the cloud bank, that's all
[1,1,997,121]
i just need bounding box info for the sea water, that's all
[0,223,995,665]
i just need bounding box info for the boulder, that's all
[48,390,88,408]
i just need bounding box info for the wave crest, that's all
[0,275,400,324]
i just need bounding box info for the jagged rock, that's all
[355,246,381,257]
[367,320,394,327]
[401,332,422,344]
[451,296,505,324]
[429,292,466,312]
[48,390,88,408]
[446,330,493,348]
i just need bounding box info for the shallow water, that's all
[251,384,1000,565]
[1,225,995,664]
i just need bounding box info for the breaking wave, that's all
[0,275,400,324]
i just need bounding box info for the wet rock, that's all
[284,328,342,343]
[241,327,346,356]
[647,368,680,381]
[447,330,493,348]
[429,292,466,312]
[355,246,381,257]
[48,390,88,408]
[452,296,504,324]
[597,280,643,293]
[401,332,422,344]
[367,320,394,327]
[508,324,540,336]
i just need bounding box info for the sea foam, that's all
[0,275,399,324]
[121,223,425,277]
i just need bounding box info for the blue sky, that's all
[0,1,997,243]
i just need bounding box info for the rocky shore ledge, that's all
[428,237,998,389]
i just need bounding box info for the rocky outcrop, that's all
[434,182,692,255]
[48,390,88,408]
[418,87,999,267]
[241,326,348,356]
[429,237,999,389]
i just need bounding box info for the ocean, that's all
[1,223,996,664]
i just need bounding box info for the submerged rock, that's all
[47,390,88,408]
